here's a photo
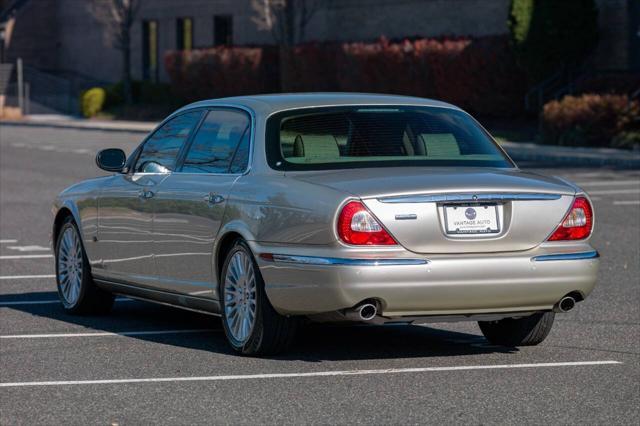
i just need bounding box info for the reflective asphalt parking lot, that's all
[1,124,638,424]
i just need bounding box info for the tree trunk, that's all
[122,34,133,105]
[279,45,294,92]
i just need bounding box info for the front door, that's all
[95,110,203,287]
[151,108,251,299]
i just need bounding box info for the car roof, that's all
[176,93,460,116]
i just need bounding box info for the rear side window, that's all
[181,109,250,174]
[135,111,202,173]
[266,106,513,170]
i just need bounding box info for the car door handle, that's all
[204,193,225,205]
[138,189,154,199]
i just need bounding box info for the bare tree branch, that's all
[88,0,140,104]
[250,0,323,46]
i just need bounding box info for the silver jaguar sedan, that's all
[52,93,599,355]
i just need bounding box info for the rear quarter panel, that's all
[220,174,347,245]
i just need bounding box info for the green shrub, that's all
[541,94,640,149]
[509,0,598,82]
[80,87,106,118]
[164,36,526,117]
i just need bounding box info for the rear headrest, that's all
[417,133,460,157]
[292,134,340,160]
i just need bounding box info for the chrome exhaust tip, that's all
[358,303,377,321]
[344,302,378,321]
[554,296,576,313]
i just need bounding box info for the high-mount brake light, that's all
[337,201,397,245]
[548,197,593,241]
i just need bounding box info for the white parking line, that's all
[613,200,640,206]
[576,180,640,187]
[0,254,53,260]
[587,188,640,195]
[0,361,621,388]
[0,239,18,244]
[0,329,217,339]
[0,274,55,280]
[6,245,50,252]
[0,297,131,306]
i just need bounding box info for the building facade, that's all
[0,0,637,86]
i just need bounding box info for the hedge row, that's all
[164,36,526,117]
[541,94,640,149]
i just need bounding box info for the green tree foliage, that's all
[509,0,599,83]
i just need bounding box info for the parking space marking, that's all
[0,254,53,260]
[0,361,621,388]
[0,240,18,244]
[6,245,50,252]
[0,329,217,339]
[0,274,55,280]
[613,200,640,206]
[0,297,131,306]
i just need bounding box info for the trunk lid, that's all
[290,167,576,253]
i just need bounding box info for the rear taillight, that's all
[548,196,593,241]
[337,201,397,245]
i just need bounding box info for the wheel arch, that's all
[214,222,256,285]
[52,204,79,249]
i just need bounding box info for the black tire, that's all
[55,217,114,315]
[220,239,298,356]
[478,312,555,347]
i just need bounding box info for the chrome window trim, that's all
[531,250,599,262]
[378,193,563,204]
[266,254,429,266]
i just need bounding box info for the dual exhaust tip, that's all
[346,296,577,321]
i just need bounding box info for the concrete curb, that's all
[2,119,639,169]
[0,118,155,134]
[501,141,640,169]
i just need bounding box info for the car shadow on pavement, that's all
[1,291,517,360]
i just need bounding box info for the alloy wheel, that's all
[223,250,257,343]
[57,226,83,306]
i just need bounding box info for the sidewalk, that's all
[0,115,156,133]
[2,115,639,168]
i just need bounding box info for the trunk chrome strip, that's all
[378,193,563,203]
[266,254,429,266]
[531,251,599,262]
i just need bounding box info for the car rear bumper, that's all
[256,246,599,317]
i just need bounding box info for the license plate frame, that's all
[443,203,501,235]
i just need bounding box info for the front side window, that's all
[181,109,250,174]
[135,111,202,173]
[266,106,513,170]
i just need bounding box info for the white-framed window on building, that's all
[176,17,194,51]
[142,20,159,82]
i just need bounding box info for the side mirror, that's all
[96,148,126,172]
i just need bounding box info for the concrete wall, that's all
[2,0,636,85]
[322,0,510,41]
[56,0,121,83]
[3,0,59,70]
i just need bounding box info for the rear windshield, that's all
[265,106,513,170]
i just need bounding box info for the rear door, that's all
[95,110,203,286]
[151,108,251,298]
